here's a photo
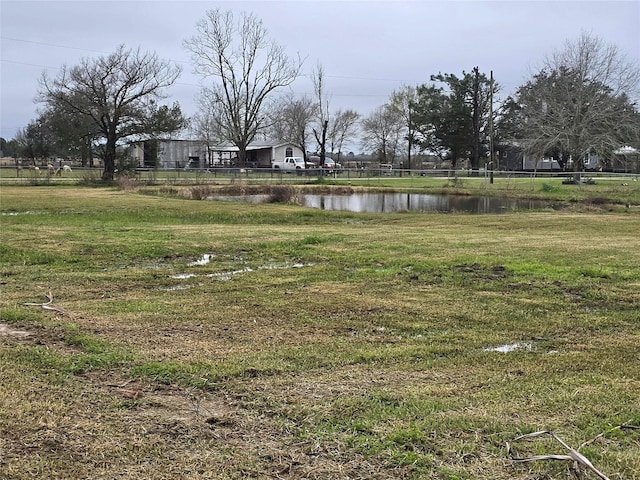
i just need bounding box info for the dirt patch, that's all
[454,263,509,278]
[73,372,391,478]
[0,323,31,338]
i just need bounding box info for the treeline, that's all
[4,8,639,180]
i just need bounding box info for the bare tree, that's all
[184,9,304,166]
[327,109,360,162]
[189,88,229,167]
[311,63,331,164]
[269,93,317,160]
[311,64,360,163]
[38,45,184,180]
[515,32,640,179]
[388,85,419,169]
[361,105,403,164]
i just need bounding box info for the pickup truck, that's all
[272,157,306,171]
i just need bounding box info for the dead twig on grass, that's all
[580,422,640,450]
[507,430,611,480]
[24,291,69,316]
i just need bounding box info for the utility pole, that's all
[472,67,481,176]
[407,101,412,172]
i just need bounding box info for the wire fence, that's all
[1,166,638,186]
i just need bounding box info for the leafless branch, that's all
[508,430,611,480]
[24,291,68,316]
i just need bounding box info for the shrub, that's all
[115,175,138,191]
[267,185,297,203]
[190,185,213,200]
[541,183,559,193]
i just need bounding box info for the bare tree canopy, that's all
[269,93,317,160]
[184,9,304,165]
[311,63,331,164]
[507,32,640,175]
[361,105,403,164]
[327,109,360,161]
[38,44,184,180]
[190,89,227,150]
[388,86,418,169]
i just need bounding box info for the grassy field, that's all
[1,185,639,479]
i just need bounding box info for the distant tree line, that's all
[4,8,639,180]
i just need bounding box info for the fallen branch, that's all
[507,430,611,480]
[24,290,68,315]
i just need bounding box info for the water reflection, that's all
[302,193,549,213]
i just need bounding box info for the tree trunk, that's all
[238,147,247,167]
[569,139,582,183]
[87,138,94,167]
[319,120,328,165]
[572,155,583,183]
[103,136,117,181]
[232,138,248,167]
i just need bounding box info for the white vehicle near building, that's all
[322,157,342,173]
[272,157,306,171]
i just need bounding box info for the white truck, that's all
[272,157,306,171]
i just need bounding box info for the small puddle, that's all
[207,267,254,281]
[257,262,307,271]
[160,285,193,291]
[1,211,39,216]
[170,273,198,280]
[188,254,215,266]
[206,262,312,280]
[168,261,312,282]
[483,342,532,353]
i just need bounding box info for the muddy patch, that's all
[455,263,509,279]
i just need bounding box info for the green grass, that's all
[1,185,639,479]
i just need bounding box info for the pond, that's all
[210,192,553,213]
[301,192,551,213]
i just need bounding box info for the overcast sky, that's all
[1,0,639,141]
